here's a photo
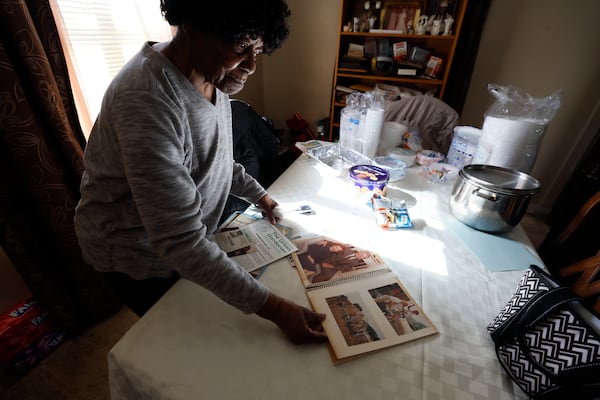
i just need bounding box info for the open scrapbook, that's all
[292,234,438,363]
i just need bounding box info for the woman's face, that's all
[329,244,344,253]
[188,31,264,95]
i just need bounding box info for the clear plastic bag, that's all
[473,84,562,173]
[339,91,386,159]
[485,84,562,121]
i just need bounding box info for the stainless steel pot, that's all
[449,164,541,233]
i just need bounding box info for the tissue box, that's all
[3,329,64,379]
[0,298,64,380]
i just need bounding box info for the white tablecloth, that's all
[108,154,543,400]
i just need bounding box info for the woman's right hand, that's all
[256,292,327,345]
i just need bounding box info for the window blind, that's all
[52,0,173,134]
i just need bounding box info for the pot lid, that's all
[459,164,541,195]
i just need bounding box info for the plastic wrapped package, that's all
[371,194,413,230]
[473,84,562,173]
[339,91,386,159]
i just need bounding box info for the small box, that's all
[392,41,408,61]
[0,298,64,380]
[0,298,48,361]
[407,46,431,66]
[347,43,365,58]
[4,329,65,379]
[425,56,444,78]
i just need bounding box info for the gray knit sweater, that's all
[75,43,269,314]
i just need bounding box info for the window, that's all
[50,0,174,137]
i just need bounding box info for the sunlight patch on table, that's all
[371,229,449,276]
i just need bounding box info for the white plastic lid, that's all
[387,147,416,166]
[453,126,482,140]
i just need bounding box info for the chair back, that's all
[539,191,600,277]
[383,95,459,154]
[559,255,600,314]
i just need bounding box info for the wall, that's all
[238,0,340,130]
[240,0,600,212]
[454,0,600,211]
[262,0,340,130]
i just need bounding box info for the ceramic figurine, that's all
[431,19,441,36]
[416,15,428,34]
[443,17,454,35]
[371,1,381,29]
[425,15,436,33]
[369,15,377,29]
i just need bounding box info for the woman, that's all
[75,0,326,345]
[298,239,370,283]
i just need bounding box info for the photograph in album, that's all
[292,235,389,289]
[326,292,385,346]
[291,235,438,363]
[324,280,434,346]
[369,282,432,336]
[306,271,437,363]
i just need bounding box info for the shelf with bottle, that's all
[338,32,451,77]
[328,0,468,142]
[340,31,455,54]
[344,0,460,36]
[336,71,443,85]
[341,31,455,40]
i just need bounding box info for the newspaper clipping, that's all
[213,218,297,272]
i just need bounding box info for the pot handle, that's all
[472,188,497,202]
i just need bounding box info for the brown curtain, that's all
[0,0,121,335]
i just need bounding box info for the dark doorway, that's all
[443,0,492,115]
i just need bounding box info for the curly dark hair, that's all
[160,0,291,55]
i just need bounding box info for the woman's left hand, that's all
[256,194,280,224]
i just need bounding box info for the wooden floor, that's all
[2,213,549,400]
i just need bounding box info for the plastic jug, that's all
[445,126,482,168]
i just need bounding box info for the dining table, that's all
[107,147,544,400]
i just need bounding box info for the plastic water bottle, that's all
[339,107,361,151]
[446,126,482,168]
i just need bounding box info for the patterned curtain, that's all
[0,0,121,335]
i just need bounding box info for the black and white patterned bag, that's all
[488,265,600,399]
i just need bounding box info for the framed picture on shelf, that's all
[379,1,420,32]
